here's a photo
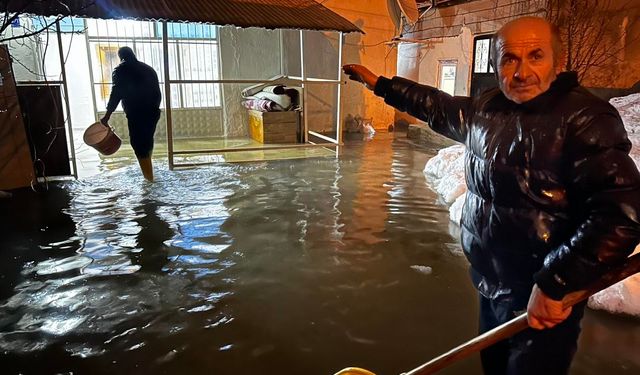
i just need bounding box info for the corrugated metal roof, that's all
[6,0,363,33]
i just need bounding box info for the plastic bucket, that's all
[83,122,122,155]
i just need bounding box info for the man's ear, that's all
[489,59,499,81]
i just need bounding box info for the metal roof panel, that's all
[5,0,363,33]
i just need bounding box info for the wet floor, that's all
[1,133,639,375]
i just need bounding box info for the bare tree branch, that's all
[0,14,65,43]
[1,0,95,43]
[0,0,33,35]
[546,0,639,86]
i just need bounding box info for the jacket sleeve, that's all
[534,108,640,300]
[106,67,123,113]
[374,76,471,143]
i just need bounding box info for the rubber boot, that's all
[138,157,154,182]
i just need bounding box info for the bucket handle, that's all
[99,120,118,135]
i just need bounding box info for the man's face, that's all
[494,21,560,104]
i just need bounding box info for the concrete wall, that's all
[415,27,473,96]
[280,29,340,136]
[323,0,398,130]
[219,26,281,138]
[394,28,473,128]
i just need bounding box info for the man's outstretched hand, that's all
[527,284,572,330]
[343,64,379,90]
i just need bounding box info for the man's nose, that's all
[513,61,531,80]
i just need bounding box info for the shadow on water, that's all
[0,134,637,375]
[0,185,77,300]
[129,199,172,274]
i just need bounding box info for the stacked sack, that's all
[241,82,300,112]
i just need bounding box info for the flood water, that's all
[1,133,639,375]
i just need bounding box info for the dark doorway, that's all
[17,85,71,178]
[470,34,498,97]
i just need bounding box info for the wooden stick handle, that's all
[402,253,640,375]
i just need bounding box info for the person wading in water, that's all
[101,46,161,182]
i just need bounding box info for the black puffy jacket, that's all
[375,72,640,300]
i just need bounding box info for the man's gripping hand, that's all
[342,64,379,91]
[100,113,111,126]
[527,284,572,330]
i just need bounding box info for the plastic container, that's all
[83,122,122,155]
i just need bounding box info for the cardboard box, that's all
[248,110,300,144]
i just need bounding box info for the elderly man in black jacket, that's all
[101,47,161,182]
[344,16,640,375]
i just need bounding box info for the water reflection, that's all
[341,131,393,246]
[0,185,77,300]
[0,134,635,374]
[129,199,172,273]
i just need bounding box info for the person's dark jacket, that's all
[106,59,161,115]
[375,72,640,300]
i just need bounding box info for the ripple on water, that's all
[33,256,93,276]
[0,138,496,374]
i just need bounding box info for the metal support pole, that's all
[336,32,344,145]
[279,29,285,76]
[56,21,78,179]
[162,21,174,170]
[83,19,99,123]
[299,29,307,143]
[216,26,228,139]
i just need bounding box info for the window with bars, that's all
[473,35,494,74]
[470,34,498,97]
[86,19,221,111]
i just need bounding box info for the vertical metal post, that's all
[83,19,99,122]
[162,21,174,170]
[299,29,307,143]
[279,29,285,76]
[56,21,79,179]
[217,26,228,139]
[336,32,343,145]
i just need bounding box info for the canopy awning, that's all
[5,0,363,33]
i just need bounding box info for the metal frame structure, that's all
[14,17,346,175]
[162,23,345,169]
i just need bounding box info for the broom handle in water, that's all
[402,253,640,375]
